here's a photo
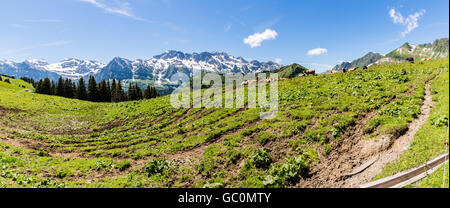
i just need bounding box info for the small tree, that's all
[117,80,127,101]
[111,79,118,102]
[64,79,74,98]
[98,80,111,102]
[51,81,56,95]
[144,85,152,99]
[128,83,136,101]
[72,82,77,98]
[87,75,99,102]
[136,84,143,100]
[77,77,87,100]
[40,78,53,95]
[55,77,65,97]
[35,79,43,93]
[144,85,159,99]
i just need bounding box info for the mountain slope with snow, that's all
[1,51,281,85]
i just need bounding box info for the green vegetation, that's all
[271,63,309,78]
[386,38,449,61]
[374,66,449,185]
[0,59,448,187]
[407,162,449,188]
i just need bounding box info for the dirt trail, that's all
[342,75,436,187]
[299,75,437,188]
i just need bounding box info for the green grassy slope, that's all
[374,65,449,185]
[272,63,309,78]
[0,59,448,187]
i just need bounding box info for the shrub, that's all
[4,79,10,84]
[95,158,113,170]
[117,160,131,171]
[265,154,312,187]
[257,132,276,145]
[36,149,49,157]
[226,150,242,165]
[251,149,272,169]
[289,121,308,135]
[144,158,171,176]
[432,115,449,127]
[54,169,69,179]
[303,129,323,142]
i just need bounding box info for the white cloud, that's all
[39,40,73,47]
[225,24,232,32]
[274,58,282,64]
[243,29,278,48]
[307,48,328,56]
[389,8,426,37]
[80,0,148,21]
[389,9,403,24]
[24,19,62,23]
[9,24,27,29]
[1,40,73,55]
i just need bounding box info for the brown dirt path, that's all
[298,75,437,188]
[342,73,437,188]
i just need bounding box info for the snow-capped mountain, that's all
[0,59,61,80]
[41,58,106,79]
[1,51,281,85]
[95,51,281,84]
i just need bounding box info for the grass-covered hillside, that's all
[0,59,448,188]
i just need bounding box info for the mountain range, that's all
[0,51,281,85]
[1,38,448,87]
[333,38,449,71]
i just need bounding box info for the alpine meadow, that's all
[0,0,449,191]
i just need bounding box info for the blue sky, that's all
[0,0,448,72]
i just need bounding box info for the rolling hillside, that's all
[333,38,449,71]
[0,59,448,188]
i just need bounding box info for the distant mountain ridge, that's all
[333,38,449,71]
[332,52,384,71]
[0,51,281,85]
[273,63,309,78]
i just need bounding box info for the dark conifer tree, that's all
[87,75,99,102]
[98,80,111,102]
[77,77,87,100]
[106,80,111,100]
[128,83,136,101]
[135,84,143,100]
[117,80,126,101]
[64,79,74,98]
[51,81,56,95]
[55,77,65,97]
[110,79,118,102]
[35,79,43,93]
[144,85,152,99]
[72,82,77,98]
[40,78,53,95]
